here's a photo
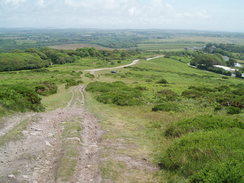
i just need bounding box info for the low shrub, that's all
[182,85,244,111]
[65,79,83,89]
[157,78,168,84]
[35,82,57,96]
[222,76,229,79]
[86,81,143,106]
[152,102,181,112]
[84,73,95,79]
[135,86,147,91]
[215,94,244,109]
[157,89,179,101]
[165,115,243,138]
[145,79,153,82]
[181,90,204,99]
[0,85,44,112]
[97,90,142,106]
[159,128,244,177]
[32,68,49,72]
[226,106,242,114]
[189,160,244,183]
[182,86,214,99]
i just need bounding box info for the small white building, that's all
[213,65,236,72]
[234,63,242,68]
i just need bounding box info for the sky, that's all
[0,0,244,32]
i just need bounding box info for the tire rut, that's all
[0,85,102,183]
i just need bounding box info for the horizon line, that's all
[0,27,244,34]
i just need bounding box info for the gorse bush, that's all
[86,81,143,106]
[152,102,181,112]
[0,85,44,112]
[189,160,244,183]
[157,89,179,101]
[157,78,168,84]
[182,86,215,99]
[226,106,242,114]
[215,94,244,109]
[84,73,95,79]
[182,85,244,114]
[159,128,244,177]
[165,115,244,137]
[35,82,58,96]
[65,79,83,89]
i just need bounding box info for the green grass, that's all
[0,118,30,146]
[41,85,72,111]
[56,119,82,182]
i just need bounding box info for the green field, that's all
[138,35,244,51]
[138,42,204,51]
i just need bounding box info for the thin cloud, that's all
[3,0,26,5]
[0,0,243,32]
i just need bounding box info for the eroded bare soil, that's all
[0,86,101,183]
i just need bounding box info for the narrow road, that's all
[85,55,164,74]
[0,55,163,183]
[85,59,140,74]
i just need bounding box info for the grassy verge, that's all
[0,118,30,146]
[42,85,72,111]
[56,119,82,182]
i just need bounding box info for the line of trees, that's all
[0,47,141,72]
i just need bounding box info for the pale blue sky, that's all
[0,0,243,32]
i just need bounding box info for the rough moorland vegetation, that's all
[88,55,244,182]
[86,81,143,106]
[165,115,244,137]
[160,128,244,182]
[182,84,244,113]
[0,41,243,182]
[0,84,44,112]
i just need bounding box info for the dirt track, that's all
[0,86,101,183]
[0,56,162,183]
